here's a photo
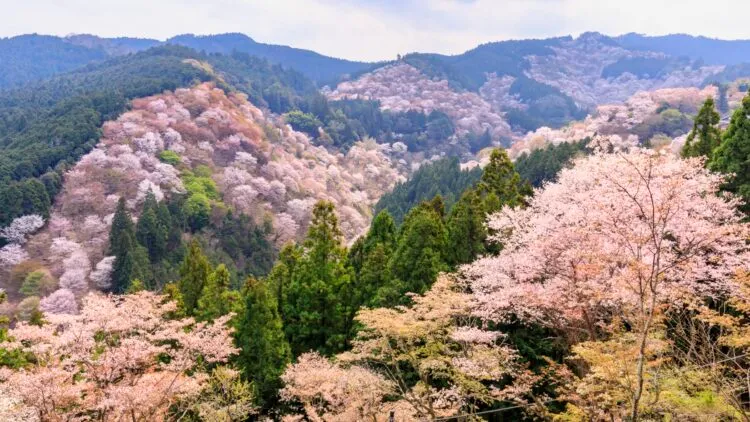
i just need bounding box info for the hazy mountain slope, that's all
[167,33,371,83]
[327,63,513,144]
[615,33,750,66]
[64,34,161,56]
[0,34,108,89]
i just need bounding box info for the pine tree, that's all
[267,243,302,320]
[178,239,212,315]
[235,277,291,407]
[196,264,231,321]
[283,201,352,355]
[682,97,722,159]
[710,92,750,214]
[446,189,487,266]
[378,201,447,306]
[136,190,168,262]
[478,148,530,212]
[109,197,135,257]
[109,198,150,293]
[348,211,397,315]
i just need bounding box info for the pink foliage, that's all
[0,215,45,244]
[463,150,749,335]
[6,291,238,419]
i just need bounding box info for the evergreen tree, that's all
[446,189,487,266]
[682,97,722,159]
[283,201,352,355]
[178,240,212,315]
[109,198,150,293]
[478,148,530,213]
[136,190,168,262]
[348,211,397,314]
[196,264,232,321]
[267,243,302,321]
[235,277,292,407]
[710,92,750,214]
[109,197,136,258]
[377,201,447,306]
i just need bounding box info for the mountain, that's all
[0,34,108,89]
[166,33,371,84]
[0,33,372,90]
[326,32,745,138]
[614,33,750,66]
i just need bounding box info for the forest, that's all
[2,27,750,421]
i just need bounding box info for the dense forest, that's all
[4,26,750,421]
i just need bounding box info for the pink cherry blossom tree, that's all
[462,149,750,419]
[5,291,238,420]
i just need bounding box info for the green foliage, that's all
[709,92,750,214]
[109,198,151,293]
[445,189,487,266]
[216,213,275,278]
[158,150,181,166]
[283,110,322,137]
[0,45,212,227]
[179,240,212,315]
[601,56,676,79]
[515,138,592,187]
[375,157,483,225]
[136,191,170,262]
[633,108,693,141]
[377,198,448,307]
[348,211,397,311]
[196,264,235,321]
[235,277,291,406]
[19,270,54,297]
[505,76,586,131]
[477,148,531,212]
[682,98,722,159]
[281,201,352,356]
[0,34,107,89]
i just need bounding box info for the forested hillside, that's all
[0,34,108,89]
[3,26,750,421]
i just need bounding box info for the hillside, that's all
[0,34,108,89]
[5,82,403,311]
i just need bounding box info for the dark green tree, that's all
[710,92,750,214]
[196,264,232,321]
[283,201,352,355]
[267,243,302,320]
[446,189,487,266]
[477,148,530,213]
[377,201,447,307]
[109,198,150,293]
[178,239,212,315]
[136,190,169,262]
[235,277,292,407]
[682,97,722,159]
[348,211,397,315]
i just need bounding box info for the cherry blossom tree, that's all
[463,149,750,420]
[0,215,45,244]
[5,291,238,420]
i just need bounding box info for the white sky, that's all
[2,0,750,62]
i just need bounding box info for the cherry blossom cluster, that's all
[4,291,237,420]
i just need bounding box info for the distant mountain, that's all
[614,33,750,66]
[166,33,370,84]
[0,34,108,89]
[65,34,161,56]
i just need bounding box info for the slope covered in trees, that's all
[167,33,371,84]
[374,157,482,225]
[0,34,108,89]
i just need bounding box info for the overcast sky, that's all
[3,0,750,62]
